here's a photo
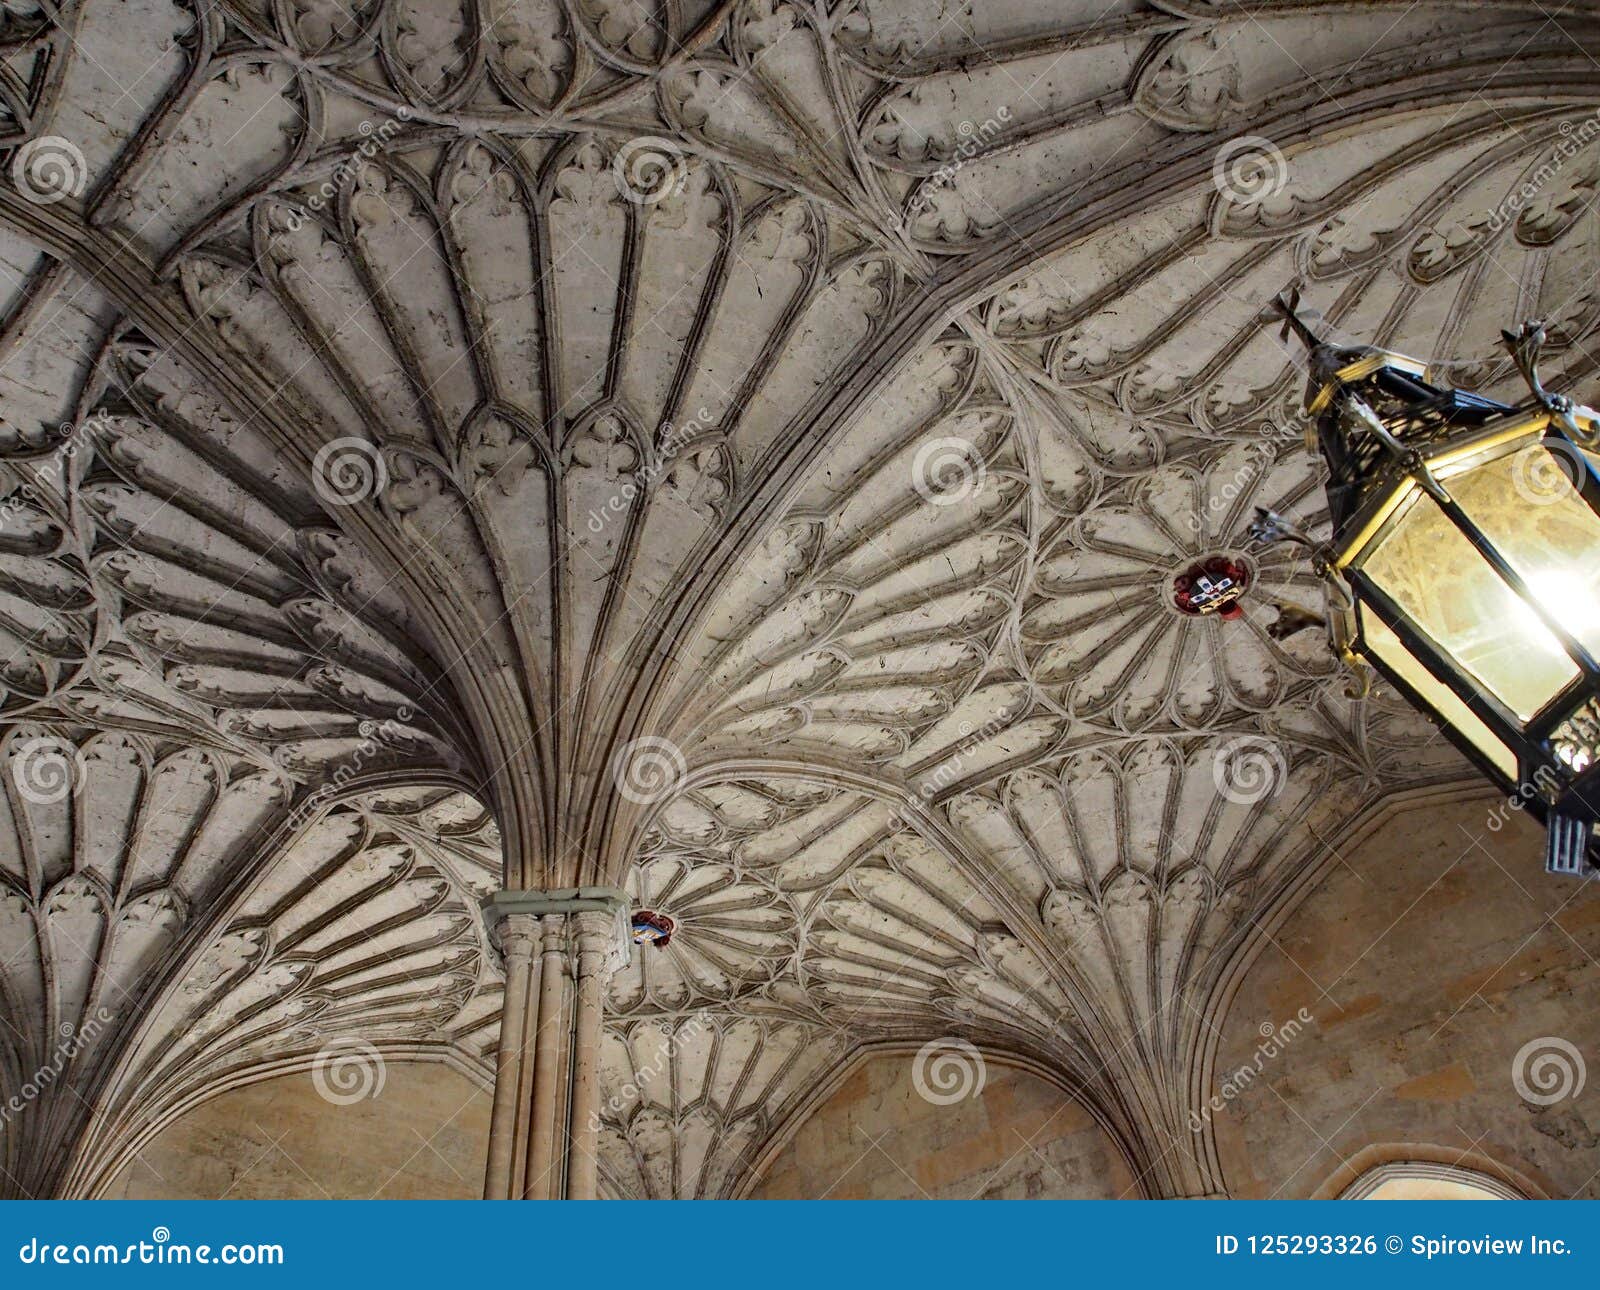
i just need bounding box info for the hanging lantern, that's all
[1254,294,1600,877]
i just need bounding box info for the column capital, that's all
[572,908,623,976]
[488,911,542,966]
[483,887,633,973]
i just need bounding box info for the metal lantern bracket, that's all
[1245,507,1368,697]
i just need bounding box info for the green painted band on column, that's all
[483,887,630,921]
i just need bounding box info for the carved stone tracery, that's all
[0,0,1595,1199]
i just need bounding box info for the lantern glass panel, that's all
[1358,490,1576,720]
[1358,607,1518,780]
[1442,441,1600,662]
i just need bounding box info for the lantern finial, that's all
[1271,287,1324,352]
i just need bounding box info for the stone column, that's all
[482,912,540,1200]
[565,910,618,1200]
[523,913,568,1200]
[481,889,631,1200]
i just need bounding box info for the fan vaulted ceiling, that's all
[0,0,1597,1199]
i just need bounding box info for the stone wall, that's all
[106,1062,490,1199]
[750,1051,1138,1199]
[1212,791,1600,1198]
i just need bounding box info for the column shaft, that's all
[481,889,630,1200]
[524,916,568,1200]
[482,915,539,1199]
[565,912,613,1200]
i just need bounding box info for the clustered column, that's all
[481,889,631,1200]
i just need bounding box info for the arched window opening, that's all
[1342,1162,1522,1200]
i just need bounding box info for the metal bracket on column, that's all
[483,887,634,972]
